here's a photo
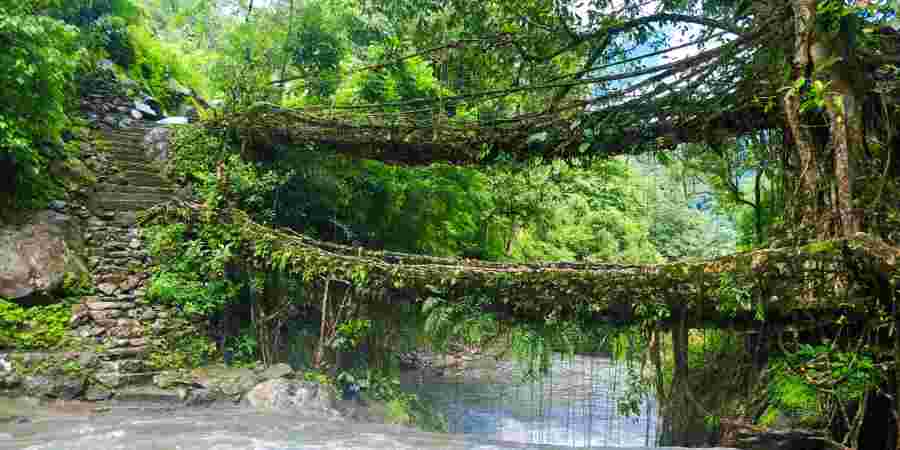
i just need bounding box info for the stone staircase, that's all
[91,124,176,216]
[67,123,180,395]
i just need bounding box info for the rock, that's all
[129,239,142,249]
[245,378,339,417]
[86,300,126,310]
[194,367,260,398]
[70,305,90,327]
[156,116,188,125]
[97,283,119,295]
[48,200,67,211]
[0,416,30,425]
[259,363,294,381]
[153,371,193,389]
[735,428,827,450]
[96,360,145,387]
[0,211,89,300]
[0,354,11,373]
[97,59,115,71]
[115,385,180,403]
[119,275,142,293]
[23,376,84,400]
[97,283,117,295]
[83,385,114,401]
[178,387,216,406]
[129,109,143,120]
[133,100,158,118]
[77,351,98,368]
[88,309,122,321]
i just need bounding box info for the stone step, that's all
[99,144,149,156]
[99,177,170,190]
[115,170,167,185]
[100,129,149,138]
[93,198,168,211]
[95,192,173,204]
[108,160,159,172]
[101,152,152,164]
[97,137,145,148]
[95,183,176,195]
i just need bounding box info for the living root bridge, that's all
[142,203,900,328]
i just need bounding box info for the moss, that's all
[758,405,779,427]
[61,271,92,297]
[803,240,839,254]
[10,355,87,378]
[0,300,75,350]
[383,398,412,425]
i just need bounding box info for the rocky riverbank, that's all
[2,360,447,433]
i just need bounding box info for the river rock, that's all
[83,384,115,401]
[245,378,339,416]
[259,363,293,380]
[156,116,188,125]
[194,366,260,398]
[178,387,216,406]
[0,211,88,300]
[133,100,158,118]
[23,376,84,400]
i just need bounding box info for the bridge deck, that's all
[144,204,900,327]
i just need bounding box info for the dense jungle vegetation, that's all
[3,0,900,447]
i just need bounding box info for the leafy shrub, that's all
[0,300,73,350]
[86,14,134,68]
[0,9,80,209]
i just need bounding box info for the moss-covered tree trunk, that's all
[785,0,865,238]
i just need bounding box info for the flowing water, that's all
[0,355,706,450]
[401,353,658,448]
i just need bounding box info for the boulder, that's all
[133,100,159,118]
[178,387,216,406]
[0,211,88,300]
[83,384,115,401]
[48,158,96,192]
[0,354,19,389]
[245,378,339,417]
[142,127,172,167]
[259,363,293,381]
[156,116,189,125]
[23,376,84,400]
[193,366,260,398]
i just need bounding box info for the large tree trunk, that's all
[786,0,865,238]
[785,0,820,235]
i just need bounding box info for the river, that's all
[0,355,727,450]
[401,353,658,447]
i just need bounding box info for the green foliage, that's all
[147,330,216,370]
[766,343,880,429]
[85,14,134,67]
[144,222,241,315]
[336,368,447,432]
[0,300,73,350]
[0,9,80,208]
[332,319,371,351]
[224,328,259,366]
[716,273,754,319]
[126,21,203,107]
[209,22,282,111]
